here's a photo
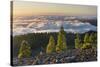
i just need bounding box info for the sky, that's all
[12,1,97,17]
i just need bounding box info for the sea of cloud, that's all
[13,16,97,36]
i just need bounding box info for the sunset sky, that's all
[13,1,97,17]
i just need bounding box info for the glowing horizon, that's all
[12,1,97,17]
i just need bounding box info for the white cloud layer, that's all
[13,17,97,36]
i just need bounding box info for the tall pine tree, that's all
[46,35,55,54]
[84,33,90,43]
[56,26,67,53]
[89,33,94,43]
[94,33,97,43]
[18,40,31,59]
[82,33,93,49]
[75,33,81,49]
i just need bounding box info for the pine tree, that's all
[89,33,97,48]
[82,33,93,49]
[56,26,67,53]
[46,35,55,54]
[89,33,94,43]
[84,33,90,43]
[94,33,97,43]
[75,33,81,49]
[18,40,31,59]
[60,26,66,35]
[62,34,67,51]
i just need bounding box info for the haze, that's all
[13,1,97,17]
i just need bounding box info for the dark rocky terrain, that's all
[12,48,97,66]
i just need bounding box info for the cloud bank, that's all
[13,17,97,36]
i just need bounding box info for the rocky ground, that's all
[12,48,97,66]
